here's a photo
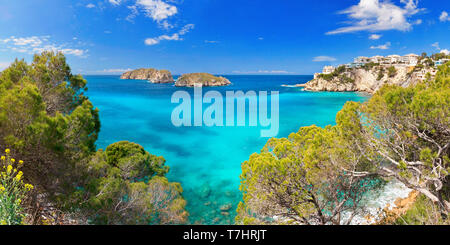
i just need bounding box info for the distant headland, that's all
[300,53,449,93]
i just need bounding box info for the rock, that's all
[199,184,211,199]
[204,202,211,206]
[221,212,230,216]
[120,68,174,83]
[375,190,419,224]
[301,65,435,94]
[175,73,231,87]
[220,203,232,211]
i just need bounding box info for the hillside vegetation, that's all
[0,52,187,225]
[237,63,450,225]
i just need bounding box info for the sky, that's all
[0,0,449,75]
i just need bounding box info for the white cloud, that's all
[144,38,160,45]
[125,5,139,22]
[370,41,391,49]
[0,36,88,57]
[123,0,178,29]
[178,24,194,35]
[136,0,177,22]
[313,56,337,62]
[369,34,382,40]
[440,11,450,22]
[144,24,194,45]
[205,40,219,44]
[109,0,122,6]
[431,42,449,54]
[258,37,264,40]
[86,3,95,8]
[432,42,440,50]
[160,20,174,29]
[327,0,424,35]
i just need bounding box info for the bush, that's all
[0,149,33,225]
[377,70,384,81]
[362,62,379,71]
[395,195,450,225]
[74,141,188,225]
[387,66,397,77]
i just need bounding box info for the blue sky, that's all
[0,0,449,75]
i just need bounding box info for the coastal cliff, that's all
[120,68,174,83]
[303,65,436,93]
[175,73,231,87]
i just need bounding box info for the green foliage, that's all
[377,68,385,81]
[236,103,381,225]
[362,62,379,71]
[238,63,450,225]
[0,52,188,225]
[395,195,450,225]
[431,52,450,61]
[361,62,450,215]
[104,141,169,179]
[318,73,334,81]
[317,66,354,84]
[387,66,397,77]
[0,150,34,225]
[414,63,424,71]
[76,141,187,225]
[318,65,347,81]
[335,65,346,74]
[0,52,100,193]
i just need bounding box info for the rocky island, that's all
[120,68,174,83]
[175,73,231,87]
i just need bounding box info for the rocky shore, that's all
[120,68,174,83]
[175,73,231,87]
[301,65,436,93]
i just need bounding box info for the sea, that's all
[84,75,410,224]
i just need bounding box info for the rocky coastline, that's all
[300,65,436,94]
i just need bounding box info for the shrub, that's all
[395,195,450,225]
[0,149,34,225]
[387,66,397,77]
[74,141,187,225]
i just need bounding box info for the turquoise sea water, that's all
[84,75,369,224]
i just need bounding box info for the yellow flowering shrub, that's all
[0,149,34,225]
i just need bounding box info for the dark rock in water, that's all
[225,190,234,197]
[199,184,211,199]
[120,68,174,83]
[220,203,232,211]
[175,73,231,87]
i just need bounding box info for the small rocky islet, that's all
[120,68,231,87]
[120,68,174,83]
[175,73,231,87]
